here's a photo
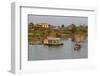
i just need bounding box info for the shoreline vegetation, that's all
[28,22,88,45]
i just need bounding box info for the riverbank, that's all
[28,23,88,45]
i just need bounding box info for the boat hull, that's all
[44,43,63,46]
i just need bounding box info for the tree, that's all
[69,24,76,33]
[61,24,65,28]
[28,22,34,29]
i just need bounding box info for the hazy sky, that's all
[28,15,88,26]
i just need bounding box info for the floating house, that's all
[43,37,63,46]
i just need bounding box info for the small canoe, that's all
[74,43,81,50]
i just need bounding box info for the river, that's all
[28,40,88,60]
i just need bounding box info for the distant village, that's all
[28,22,88,45]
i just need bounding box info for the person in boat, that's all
[74,42,81,50]
[73,33,83,50]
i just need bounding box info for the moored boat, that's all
[43,37,63,46]
[74,42,81,50]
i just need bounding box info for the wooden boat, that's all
[74,43,81,50]
[43,37,63,46]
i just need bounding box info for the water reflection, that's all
[28,40,88,60]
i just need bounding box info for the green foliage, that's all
[61,24,65,28]
[28,22,88,43]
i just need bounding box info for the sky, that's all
[28,15,88,26]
